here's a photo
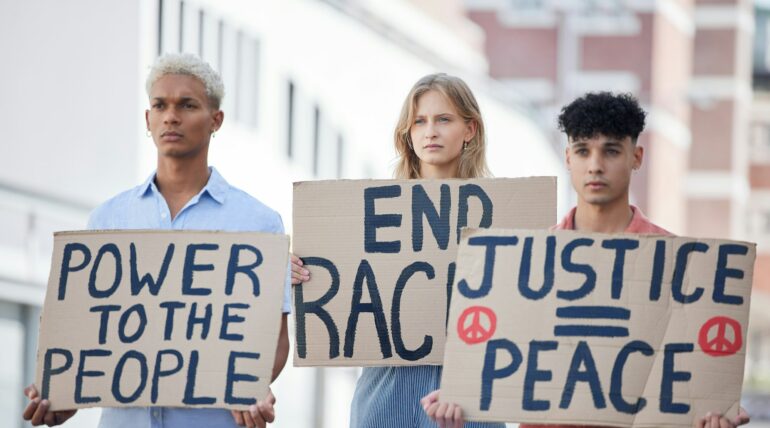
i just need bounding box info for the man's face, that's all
[145,74,223,160]
[565,134,643,207]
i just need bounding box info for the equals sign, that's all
[554,306,630,338]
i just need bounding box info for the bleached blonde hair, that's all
[145,53,225,109]
[394,73,490,179]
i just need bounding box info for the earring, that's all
[211,131,216,139]
[463,141,468,151]
[146,130,151,137]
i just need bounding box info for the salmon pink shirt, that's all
[550,205,672,235]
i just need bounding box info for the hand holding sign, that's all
[693,409,750,428]
[230,388,277,428]
[290,254,310,285]
[421,390,465,428]
[22,384,76,426]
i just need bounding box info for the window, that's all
[753,9,770,89]
[199,11,218,71]
[179,1,199,53]
[197,9,204,56]
[219,23,238,115]
[157,0,164,56]
[569,0,622,12]
[235,34,260,128]
[764,212,770,235]
[336,135,344,178]
[509,0,547,11]
[178,0,185,51]
[312,106,321,175]
[287,81,295,158]
[157,0,182,55]
[217,19,224,71]
[0,301,25,428]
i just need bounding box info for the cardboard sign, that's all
[292,178,556,366]
[35,230,289,411]
[440,228,755,427]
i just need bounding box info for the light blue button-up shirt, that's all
[87,167,291,428]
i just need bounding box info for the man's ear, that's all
[633,144,644,170]
[212,110,224,132]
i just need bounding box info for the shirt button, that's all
[152,409,160,419]
[161,212,168,219]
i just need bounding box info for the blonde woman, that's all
[291,73,502,428]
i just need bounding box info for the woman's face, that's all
[409,89,475,178]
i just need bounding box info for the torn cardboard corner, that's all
[292,177,557,367]
[440,228,755,427]
[36,230,289,411]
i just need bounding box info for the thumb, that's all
[421,389,440,410]
[251,402,275,424]
[24,384,39,400]
[266,389,276,405]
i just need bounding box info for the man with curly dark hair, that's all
[522,92,749,428]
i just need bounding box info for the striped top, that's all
[350,365,505,428]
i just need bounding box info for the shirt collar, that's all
[135,172,157,198]
[552,205,655,233]
[551,206,577,231]
[625,205,672,235]
[202,167,228,204]
[134,166,228,204]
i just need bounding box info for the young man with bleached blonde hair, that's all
[22,53,289,428]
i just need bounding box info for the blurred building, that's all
[466,0,752,235]
[749,0,770,392]
[0,0,564,427]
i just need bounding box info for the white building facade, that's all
[0,1,564,427]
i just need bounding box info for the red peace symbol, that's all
[457,306,497,345]
[698,316,743,357]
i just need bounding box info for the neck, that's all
[419,160,459,179]
[574,196,633,234]
[155,156,210,200]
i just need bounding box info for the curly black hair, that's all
[557,92,646,143]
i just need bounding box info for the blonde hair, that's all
[394,73,490,179]
[146,53,224,109]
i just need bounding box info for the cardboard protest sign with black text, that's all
[35,230,289,410]
[440,228,755,427]
[292,178,556,366]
